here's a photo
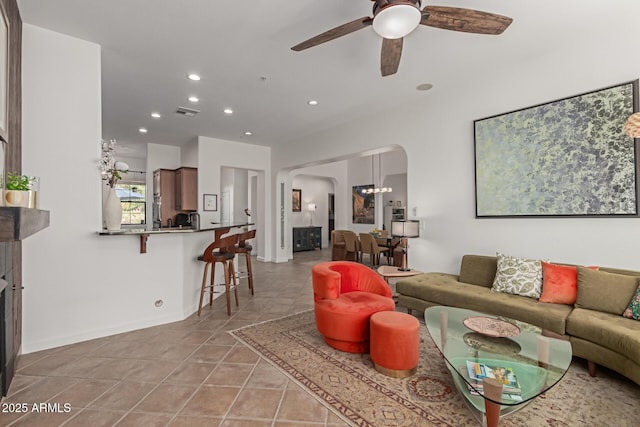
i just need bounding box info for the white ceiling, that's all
[17,1,626,158]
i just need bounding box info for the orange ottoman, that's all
[370,311,420,378]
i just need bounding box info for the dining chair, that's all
[376,236,401,265]
[343,231,361,262]
[331,230,348,260]
[359,233,390,266]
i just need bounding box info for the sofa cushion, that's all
[491,252,544,299]
[623,282,640,320]
[459,255,497,288]
[396,273,571,335]
[576,267,639,315]
[566,307,640,365]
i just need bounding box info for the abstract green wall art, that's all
[474,80,639,217]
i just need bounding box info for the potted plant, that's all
[4,172,38,208]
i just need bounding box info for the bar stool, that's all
[235,229,256,296]
[197,234,239,316]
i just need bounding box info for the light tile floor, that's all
[1,248,351,427]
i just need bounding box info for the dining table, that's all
[374,235,401,264]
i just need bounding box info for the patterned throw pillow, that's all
[623,282,640,320]
[491,252,545,299]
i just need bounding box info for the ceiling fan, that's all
[291,0,513,77]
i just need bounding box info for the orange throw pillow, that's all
[540,262,598,305]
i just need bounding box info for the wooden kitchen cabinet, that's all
[175,167,198,211]
[154,169,177,228]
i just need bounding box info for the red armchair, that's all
[312,261,395,353]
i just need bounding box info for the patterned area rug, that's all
[230,310,639,427]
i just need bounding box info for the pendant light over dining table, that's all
[362,153,392,194]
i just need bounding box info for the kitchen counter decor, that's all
[100,139,129,230]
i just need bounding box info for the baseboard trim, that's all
[22,311,184,354]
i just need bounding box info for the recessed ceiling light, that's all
[139,127,148,133]
[416,83,433,91]
[188,96,199,103]
[244,131,252,136]
[151,112,161,118]
[187,73,201,81]
[307,100,319,106]
[223,108,233,115]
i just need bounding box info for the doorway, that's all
[328,193,335,241]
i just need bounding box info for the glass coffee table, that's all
[425,306,572,427]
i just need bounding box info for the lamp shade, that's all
[307,203,317,212]
[391,220,420,238]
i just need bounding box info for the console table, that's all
[293,226,322,252]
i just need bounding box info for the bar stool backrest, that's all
[201,234,238,263]
[238,229,256,248]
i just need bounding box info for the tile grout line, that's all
[115,322,232,425]
[48,321,227,426]
[217,341,264,423]
[162,335,239,425]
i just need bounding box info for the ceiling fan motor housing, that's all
[372,0,423,39]
[372,0,421,16]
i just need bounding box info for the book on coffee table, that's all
[466,360,521,393]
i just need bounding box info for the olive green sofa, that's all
[396,254,640,386]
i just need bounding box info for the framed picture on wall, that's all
[292,189,301,212]
[203,194,218,211]
[474,80,639,218]
[352,184,374,224]
[0,2,8,143]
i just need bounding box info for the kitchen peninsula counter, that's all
[98,222,254,253]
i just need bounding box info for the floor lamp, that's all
[391,220,420,271]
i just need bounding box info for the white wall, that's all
[197,136,271,261]
[233,169,249,222]
[382,174,407,211]
[283,161,347,259]
[181,139,198,168]
[291,175,334,248]
[271,14,640,273]
[20,25,204,353]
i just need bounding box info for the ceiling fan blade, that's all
[421,6,512,35]
[380,38,403,77]
[291,17,373,51]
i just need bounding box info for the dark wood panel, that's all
[0,207,50,241]
[1,0,22,397]
[4,0,20,173]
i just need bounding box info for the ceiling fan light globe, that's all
[373,4,421,39]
